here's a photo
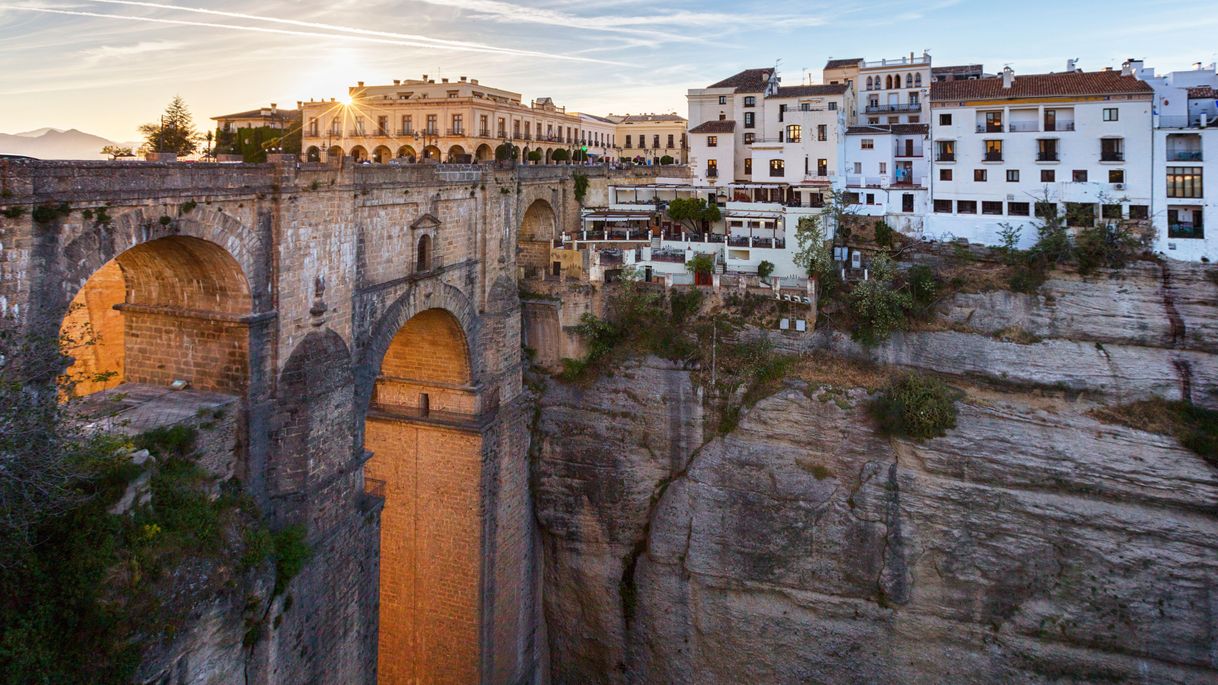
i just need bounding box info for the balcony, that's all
[983,152,1003,162]
[1168,150,1203,162]
[1009,121,1040,132]
[1047,121,1075,132]
[374,129,389,137]
[1100,152,1124,162]
[862,55,930,68]
[706,168,719,178]
[894,146,924,158]
[936,153,956,162]
[479,129,490,137]
[1037,152,1059,162]
[864,103,922,114]
[398,128,414,136]
[447,128,465,136]
[976,124,1004,133]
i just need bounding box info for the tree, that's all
[793,215,834,281]
[666,197,721,234]
[551,148,570,162]
[686,253,716,277]
[526,150,542,163]
[495,141,518,162]
[849,251,912,346]
[99,145,133,161]
[138,95,202,156]
[757,260,775,280]
[659,155,674,165]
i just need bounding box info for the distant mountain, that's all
[0,128,135,160]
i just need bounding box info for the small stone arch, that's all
[327,145,344,163]
[423,145,441,162]
[306,146,321,162]
[518,199,557,277]
[544,148,553,164]
[351,145,368,162]
[268,328,354,525]
[373,145,392,163]
[447,144,466,163]
[397,145,416,161]
[474,143,493,162]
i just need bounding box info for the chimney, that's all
[393,79,401,85]
[1066,58,1077,73]
[1194,62,1203,71]
[357,81,364,87]
[1001,66,1014,89]
[459,75,467,81]
[471,79,479,85]
[271,103,277,114]
[442,77,449,83]
[422,74,428,80]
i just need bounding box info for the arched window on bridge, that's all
[416,234,432,272]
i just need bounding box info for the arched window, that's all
[905,73,913,88]
[866,76,873,90]
[885,75,893,89]
[416,234,432,271]
[914,73,922,87]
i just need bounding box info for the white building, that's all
[927,66,1155,247]
[823,53,932,126]
[844,124,931,234]
[1134,59,1217,262]
[576,113,618,160]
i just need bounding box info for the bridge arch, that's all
[518,198,557,278]
[268,328,354,525]
[361,286,483,684]
[373,145,392,164]
[447,144,466,163]
[60,234,253,397]
[305,145,321,162]
[474,143,493,162]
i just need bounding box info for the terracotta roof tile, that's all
[846,123,928,135]
[1187,86,1218,99]
[708,68,773,93]
[773,84,850,97]
[931,70,1152,101]
[688,120,736,134]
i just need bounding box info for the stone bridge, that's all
[0,159,678,684]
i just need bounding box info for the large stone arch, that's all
[518,198,557,278]
[474,144,493,162]
[268,328,355,526]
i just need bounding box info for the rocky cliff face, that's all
[534,265,1218,684]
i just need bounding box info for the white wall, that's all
[1152,128,1217,262]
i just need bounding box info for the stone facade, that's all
[0,158,671,684]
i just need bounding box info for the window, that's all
[625,135,632,148]
[879,162,887,174]
[844,192,861,204]
[451,114,463,134]
[416,234,432,271]
[744,112,755,128]
[1008,202,1031,216]
[866,193,876,205]
[1167,208,1204,238]
[1072,169,1088,183]
[1167,167,1203,197]
[1101,138,1124,162]
[308,118,318,137]
[956,200,977,214]
[982,201,1004,215]
[426,114,437,133]
[653,135,660,148]
[853,162,862,174]
[1129,205,1149,220]
[817,158,827,176]
[974,169,987,182]
[718,95,727,105]
[706,159,718,177]
[934,199,953,213]
[1103,107,1119,122]
[1006,169,1020,182]
[984,139,1003,161]
[915,73,922,87]
[377,116,389,135]
[939,168,953,181]
[866,76,874,90]
[744,96,756,107]
[497,117,506,136]
[1037,138,1058,162]
[1066,202,1095,226]
[667,134,674,148]
[868,117,879,124]
[1109,169,1124,184]
[744,158,752,174]
[1102,204,1122,219]
[861,139,874,150]
[902,194,914,212]
[1035,202,1057,219]
[480,115,488,135]
[706,136,717,148]
[939,113,952,126]
[719,113,726,121]
[769,159,785,177]
[786,124,801,142]
[1041,169,1055,182]
[828,101,837,110]
[743,132,755,144]
[354,116,365,135]
[936,140,955,161]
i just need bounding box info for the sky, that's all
[1,0,1217,142]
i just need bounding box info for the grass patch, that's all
[1091,399,1218,466]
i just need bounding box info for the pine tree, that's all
[138,95,202,156]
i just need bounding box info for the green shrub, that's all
[178,200,198,215]
[873,221,896,247]
[494,141,518,161]
[757,260,775,280]
[659,155,674,165]
[870,373,958,440]
[850,253,912,346]
[551,148,570,162]
[573,173,589,205]
[906,264,938,310]
[1092,399,1218,466]
[31,202,70,225]
[526,150,542,163]
[686,253,715,277]
[271,525,311,595]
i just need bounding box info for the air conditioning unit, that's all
[1113,183,1125,190]
[1006,194,1015,201]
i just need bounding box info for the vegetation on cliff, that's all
[1092,399,1218,466]
[870,372,960,440]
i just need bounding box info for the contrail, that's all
[0,4,625,65]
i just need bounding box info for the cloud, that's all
[1,2,625,64]
[80,39,182,65]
